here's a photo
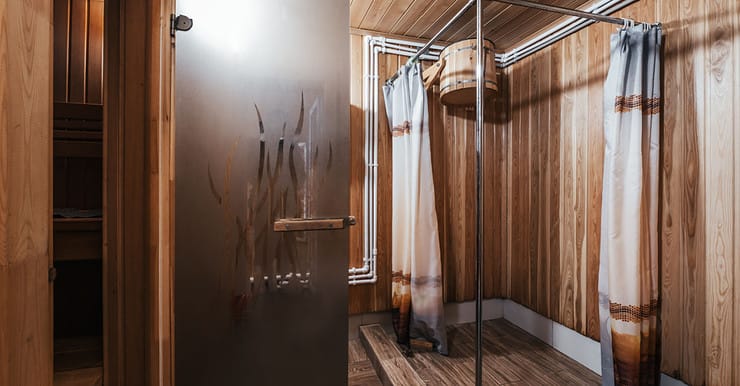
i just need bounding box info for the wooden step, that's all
[359,325,424,386]
[348,339,383,386]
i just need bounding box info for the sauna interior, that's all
[2,0,740,385]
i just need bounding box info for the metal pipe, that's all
[475,0,484,385]
[386,0,475,85]
[495,0,641,67]
[489,0,629,26]
[352,35,447,284]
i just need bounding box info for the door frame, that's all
[103,0,175,384]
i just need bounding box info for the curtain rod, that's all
[386,0,475,85]
[385,0,648,85]
[491,0,633,26]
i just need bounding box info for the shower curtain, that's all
[598,24,662,386]
[383,63,448,355]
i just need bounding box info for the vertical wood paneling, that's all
[86,0,103,104]
[453,105,470,301]
[505,69,514,299]
[572,28,589,336]
[53,0,103,104]
[499,70,511,299]
[483,99,495,298]
[493,51,509,303]
[429,83,448,297]
[461,105,477,300]
[54,0,70,102]
[374,52,395,313]
[548,42,562,324]
[0,0,53,385]
[68,0,88,103]
[507,64,517,302]
[510,57,529,306]
[535,50,550,316]
[584,21,605,342]
[680,0,706,383]
[559,34,576,330]
[528,53,539,312]
[521,56,531,307]
[483,74,504,299]
[734,2,740,384]
[704,0,735,383]
[659,0,682,377]
[443,105,456,302]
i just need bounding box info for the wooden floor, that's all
[351,319,601,385]
[349,339,383,386]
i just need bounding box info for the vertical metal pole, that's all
[474,0,484,385]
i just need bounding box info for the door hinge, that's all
[48,266,57,282]
[171,14,193,37]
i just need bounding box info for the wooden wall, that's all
[0,0,54,385]
[54,0,104,104]
[504,1,740,385]
[505,26,605,342]
[347,34,509,314]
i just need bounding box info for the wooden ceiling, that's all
[350,0,593,50]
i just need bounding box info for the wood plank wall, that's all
[348,34,509,314]
[54,0,104,104]
[504,1,740,385]
[0,0,54,385]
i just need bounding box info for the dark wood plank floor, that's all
[349,339,383,386]
[351,319,601,385]
[405,319,600,385]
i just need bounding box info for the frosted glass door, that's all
[174,1,349,384]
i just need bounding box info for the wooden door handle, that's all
[273,216,356,232]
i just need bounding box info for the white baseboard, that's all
[502,300,601,374]
[445,298,504,325]
[661,374,689,386]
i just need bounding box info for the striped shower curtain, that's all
[383,63,448,355]
[598,24,662,385]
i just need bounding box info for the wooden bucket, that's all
[439,39,497,105]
